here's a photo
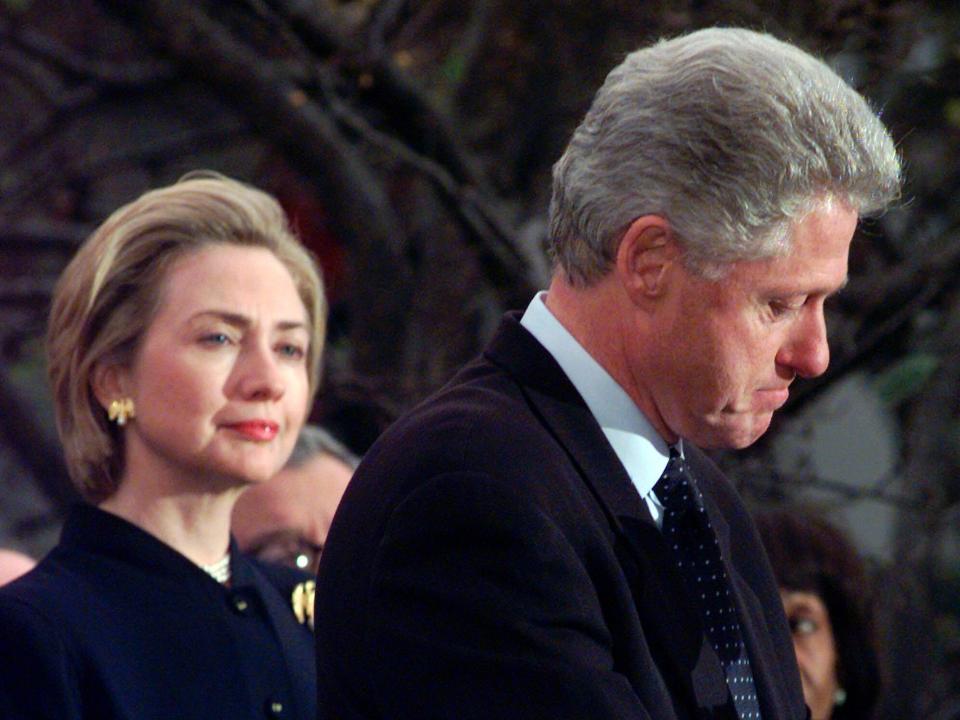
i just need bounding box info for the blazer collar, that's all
[62,503,224,584]
[484,312,651,530]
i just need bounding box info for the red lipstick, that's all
[227,420,279,441]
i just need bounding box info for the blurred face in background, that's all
[232,451,354,573]
[781,590,840,720]
[0,549,35,586]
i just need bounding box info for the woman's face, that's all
[782,590,840,720]
[116,244,311,491]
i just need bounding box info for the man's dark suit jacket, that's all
[315,313,807,719]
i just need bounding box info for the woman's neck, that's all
[100,475,243,566]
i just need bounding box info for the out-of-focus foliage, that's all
[874,352,941,407]
[1,0,32,13]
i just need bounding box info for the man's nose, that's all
[777,307,830,379]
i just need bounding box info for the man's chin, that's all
[695,413,772,450]
[732,414,774,448]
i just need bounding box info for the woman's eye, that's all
[277,343,306,360]
[789,616,818,636]
[201,332,232,345]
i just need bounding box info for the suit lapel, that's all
[483,312,649,529]
[731,568,789,718]
[485,314,732,713]
[687,449,798,717]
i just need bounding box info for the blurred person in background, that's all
[0,173,326,720]
[755,508,882,720]
[233,423,358,575]
[0,549,35,586]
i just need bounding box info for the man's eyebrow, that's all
[188,310,308,331]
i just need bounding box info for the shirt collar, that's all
[520,291,675,498]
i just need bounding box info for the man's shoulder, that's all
[371,353,556,466]
[341,349,588,523]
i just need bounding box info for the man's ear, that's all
[90,361,129,412]
[615,215,680,302]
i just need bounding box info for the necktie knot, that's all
[654,449,702,519]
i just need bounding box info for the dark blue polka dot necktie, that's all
[654,448,762,719]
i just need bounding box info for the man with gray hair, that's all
[315,28,900,719]
[233,424,358,575]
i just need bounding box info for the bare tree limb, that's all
[0,76,97,178]
[390,0,445,50]
[243,0,533,299]
[314,67,536,298]
[742,467,924,509]
[98,0,409,258]
[0,42,70,102]
[94,0,417,383]
[263,0,357,56]
[365,0,409,59]
[0,115,246,218]
[784,226,960,413]
[443,0,499,97]
[267,0,492,194]
[3,20,173,87]
[0,218,90,250]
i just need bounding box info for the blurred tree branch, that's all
[2,16,172,86]
[265,0,491,191]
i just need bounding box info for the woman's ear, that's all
[90,362,129,412]
[615,215,680,302]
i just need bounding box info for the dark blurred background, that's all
[1,1,958,717]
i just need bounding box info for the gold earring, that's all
[108,398,135,426]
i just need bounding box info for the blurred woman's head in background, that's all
[756,508,881,720]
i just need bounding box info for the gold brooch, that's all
[291,580,315,630]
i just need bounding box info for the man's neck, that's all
[544,273,677,445]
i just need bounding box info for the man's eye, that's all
[770,300,803,318]
[789,616,818,635]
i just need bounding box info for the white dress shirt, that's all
[521,291,679,526]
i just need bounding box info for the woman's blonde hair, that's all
[47,172,327,501]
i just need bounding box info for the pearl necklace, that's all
[201,553,231,584]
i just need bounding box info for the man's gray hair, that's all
[287,424,360,471]
[549,27,902,284]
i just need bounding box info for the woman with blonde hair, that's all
[0,172,326,720]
